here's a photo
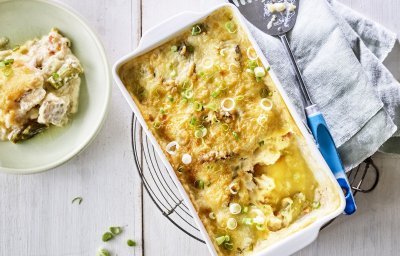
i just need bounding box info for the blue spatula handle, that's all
[306,107,357,215]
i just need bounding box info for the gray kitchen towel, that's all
[201,0,399,170]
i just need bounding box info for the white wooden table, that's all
[0,0,399,255]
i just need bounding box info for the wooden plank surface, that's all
[0,0,399,256]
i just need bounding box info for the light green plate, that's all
[0,0,110,174]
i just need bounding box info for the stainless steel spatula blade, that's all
[228,0,299,36]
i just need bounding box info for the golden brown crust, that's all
[119,7,338,256]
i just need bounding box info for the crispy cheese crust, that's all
[120,7,322,256]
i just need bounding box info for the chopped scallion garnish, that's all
[195,180,205,189]
[109,226,122,235]
[191,24,203,36]
[189,117,197,126]
[71,196,83,205]
[258,141,265,147]
[171,45,178,52]
[204,102,217,111]
[254,67,266,78]
[194,101,203,111]
[97,248,110,256]
[194,127,207,138]
[211,89,220,98]
[127,239,137,247]
[167,95,174,102]
[242,217,253,225]
[223,242,234,251]
[225,21,237,33]
[232,132,239,140]
[102,232,114,242]
[182,89,194,99]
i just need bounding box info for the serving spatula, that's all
[229,0,356,215]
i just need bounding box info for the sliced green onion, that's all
[211,90,221,98]
[71,196,83,205]
[166,141,179,155]
[248,60,258,71]
[229,63,240,73]
[242,217,253,225]
[127,239,137,247]
[182,80,192,90]
[182,89,194,99]
[153,122,162,129]
[227,218,238,230]
[223,242,234,251]
[97,248,110,256]
[171,45,178,52]
[246,47,258,60]
[191,24,203,36]
[312,201,321,209]
[235,95,244,101]
[260,98,273,111]
[258,141,265,147]
[204,102,217,111]
[229,203,242,215]
[195,180,205,189]
[222,123,230,132]
[2,67,12,77]
[194,101,203,111]
[109,226,122,235]
[216,236,227,246]
[167,95,174,102]
[257,114,268,126]
[266,66,271,72]
[182,153,192,165]
[232,132,239,140]
[12,45,20,51]
[170,70,177,78]
[225,21,237,33]
[209,212,216,219]
[221,98,235,112]
[195,127,207,138]
[202,58,214,69]
[102,232,114,242]
[52,72,60,80]
[254,67,266,78]
[242,206,249,213]
[189,117,197,126]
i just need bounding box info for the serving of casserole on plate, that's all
[114,4,345,256]
[0,0,110,174]
[0,29,83,143]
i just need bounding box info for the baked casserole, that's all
[119,7,341,256]
[0,29,83,143]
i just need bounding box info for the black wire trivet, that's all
[131,114,380,243]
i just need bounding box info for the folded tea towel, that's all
[201,0,400,170]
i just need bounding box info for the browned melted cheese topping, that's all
[120,7,320,256]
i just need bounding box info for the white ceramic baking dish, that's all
[113,3,346,256]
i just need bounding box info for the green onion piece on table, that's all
[109,226,122,235]
[71,196,83,205]
[127,239,137,247]
[102,232,114,242]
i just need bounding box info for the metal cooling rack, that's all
[131,114,380,243]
